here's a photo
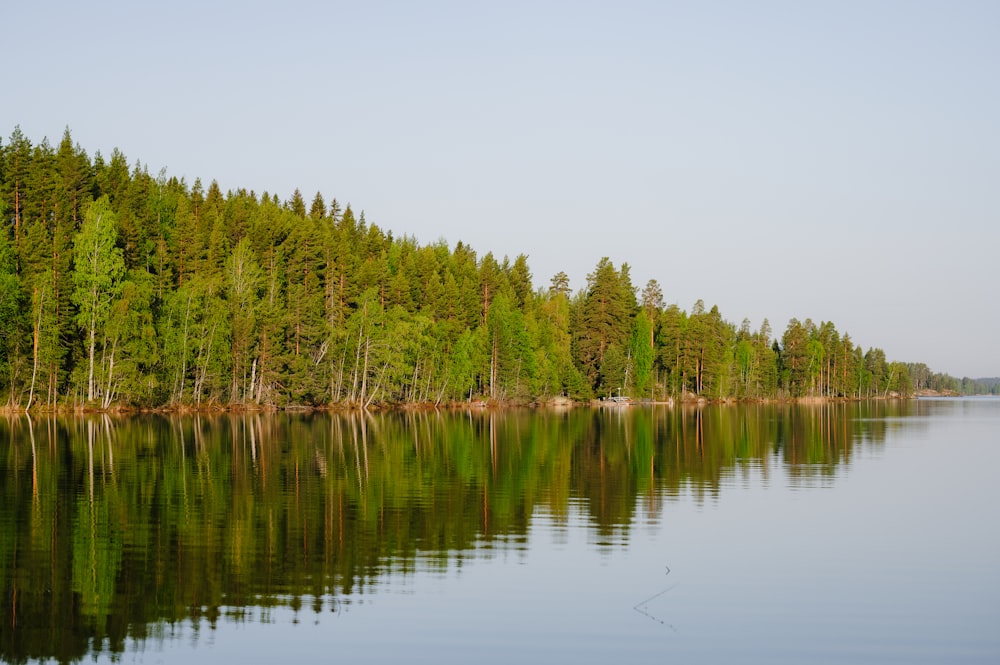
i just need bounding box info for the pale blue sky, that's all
[6,1,998,377]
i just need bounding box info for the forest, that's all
[0,127,991,410]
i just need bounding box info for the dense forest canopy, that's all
[0,127,992,409]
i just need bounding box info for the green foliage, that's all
[105,270,159,405]
[630,309,654,397]
[226,237,262,402]
[0,128,946,408]
[0,226,24,397]
[486,293,534,399]
[781,318,810,397]
[72,196,125,403]
[574,257,635,392]
[599,343,628,397]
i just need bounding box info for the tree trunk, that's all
[102,339,117,409]
[360,336,370,406]
[87,299,97,402]
[176,293,192,404]
[26,288,42,412]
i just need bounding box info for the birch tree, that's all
[226,237,262,403]
[72,196,124,403]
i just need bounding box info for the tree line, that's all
[0,127,989,409]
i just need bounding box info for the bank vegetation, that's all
[0,128,991,412]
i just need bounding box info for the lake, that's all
[1,399,998,664]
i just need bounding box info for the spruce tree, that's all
[226,237,262,403]
[575,257,634,392]
[0,226,23,400]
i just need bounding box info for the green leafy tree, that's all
[886,361,912,397]
[630,309,654,398]
[735,320,756,398]
[446,328,479,402]
[536,278,576,397]
[226,237,262,403]
[24,269,56,409]
[101,270,159,406]
[72,196,125,403]
[160,274,230,405]
[486,293,534,400]
[864,347,888,398]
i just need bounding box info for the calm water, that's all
[1,399,998,664]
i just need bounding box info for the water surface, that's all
[1,399,997,663]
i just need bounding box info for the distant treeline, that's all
[0,127,992,409]
[910,370,1000,396]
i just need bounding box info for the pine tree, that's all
[549,271,570,297]
[656,304,686,396]
[477,252,505,325]
[1,127,33,252]
[22,139,75,405]
[701,305,734,398]
[781,318,810,397]
[641,279,664,317]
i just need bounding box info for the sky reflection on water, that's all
[1,399,998,664]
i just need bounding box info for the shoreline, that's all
[0,392,946,417]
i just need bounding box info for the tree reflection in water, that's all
[0,402,906,663]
